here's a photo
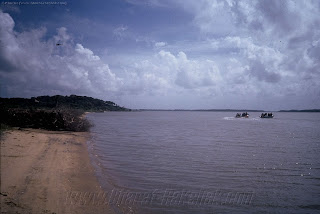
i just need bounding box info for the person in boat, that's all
[236,113,240,117]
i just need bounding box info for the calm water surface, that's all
[87,112,320,214]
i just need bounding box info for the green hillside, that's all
[0,95,129,112]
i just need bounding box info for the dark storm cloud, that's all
[257,0,297,33]
[0,51,16,72]
[307,43,320,62]
[287,32,312,49]
[249,60,281,83]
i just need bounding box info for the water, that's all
[86,112,320,214]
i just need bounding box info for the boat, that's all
[260,113,274,118]
[235,112,249,118]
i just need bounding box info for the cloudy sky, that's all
[0,0,319,110]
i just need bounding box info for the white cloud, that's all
[75,44,100,61]
[154,41,166,48]
[0,11,122,98]
[113,25,128,40]
[119,50,222,98]
[125,0,171,8]
[0,11,222,100]
[120,0,320,108]
[1,0,320,110]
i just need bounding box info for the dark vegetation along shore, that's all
[0,95,130,132]
[279,109,320,112]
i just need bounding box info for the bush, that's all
[58,108,92,132]
[0,108,92,132]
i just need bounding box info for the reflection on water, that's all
[87,111,320,214]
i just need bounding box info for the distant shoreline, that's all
[278,109,320,112]
[136,109,320,112]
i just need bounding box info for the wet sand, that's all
[0,128,116,214]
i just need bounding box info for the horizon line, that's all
[134,108,320,112]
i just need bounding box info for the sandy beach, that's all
[0,128,115,214]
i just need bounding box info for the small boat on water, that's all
[260,113,274,118]
[235,112,249,118]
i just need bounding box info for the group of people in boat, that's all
[260,112,274,118]
[235,112,249,118]
[235,112,274,118]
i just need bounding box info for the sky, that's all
[0,0,320,110]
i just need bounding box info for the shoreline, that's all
[0,128,116,214]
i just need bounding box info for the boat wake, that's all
[223,117,260,121]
